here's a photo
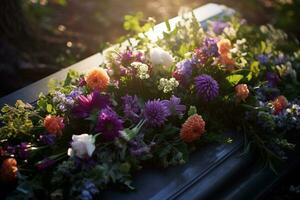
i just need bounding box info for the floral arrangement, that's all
[1,11,300,199]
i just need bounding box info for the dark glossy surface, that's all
[101,132,242,200]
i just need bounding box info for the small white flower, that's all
[131,62,150,79]
[158,77,179,93]
[224,26,237,38]
[67,134,96,159]
[149,47,174,67]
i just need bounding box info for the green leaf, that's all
[250,61,260,77]
[165,19,171,32]
[119,162,131,173]
[159,145,172,158]
[246,72,253,81]
[46,104,53,113]
[47,79,59,93]
[226,74,244,86]
[188,106,197,116]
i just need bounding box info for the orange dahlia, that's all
[217,39,232,55]
[235,84,249,102]
[220,54,235,66]
[0,158,18,183]
[44,115,65,135]
[85,68,110,91]
[180,114,206,143]
[272,95,288,114]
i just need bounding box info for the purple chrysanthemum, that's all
[195,74,219,101]
[162,95,186,117]
[173,59,193,84]
[72,91,111,118]
[122,95,141,122]
[143,99,170,127]
[211,21,228,34]
[95,107,124,140]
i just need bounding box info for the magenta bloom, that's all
[72,91,111,118]
[162,95,186,117]
[143,99,170,127]
[195,74,219,101]
[95,107,124,140]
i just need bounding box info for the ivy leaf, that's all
[226,74,244,86]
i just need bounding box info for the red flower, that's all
[180,114,206,143]
[44,115,65,135]
[235,84,249,102]
[0,158,18,183]
[272,95,288,114]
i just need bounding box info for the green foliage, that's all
[151,124,188,167]
[226,74,244,86]
[188,106,197,116]
[0,100,36,141]
[123,12,155,34]
[250,61,260,77]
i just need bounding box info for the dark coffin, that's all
[1,4,300,200]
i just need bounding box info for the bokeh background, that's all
[0,0,299,96]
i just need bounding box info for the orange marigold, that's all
[235,84,249,102]
[180,114,205,143]
[44,115,65,135]
[0,158,18,183]
[217,39,232,55]
[85,68,110,91]
[272,95,288,114]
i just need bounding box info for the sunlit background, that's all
[0,0,299,95]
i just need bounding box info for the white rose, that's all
[149,47,174,67]
[67,134,96,159]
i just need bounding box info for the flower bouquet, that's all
[1,8,300,200]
